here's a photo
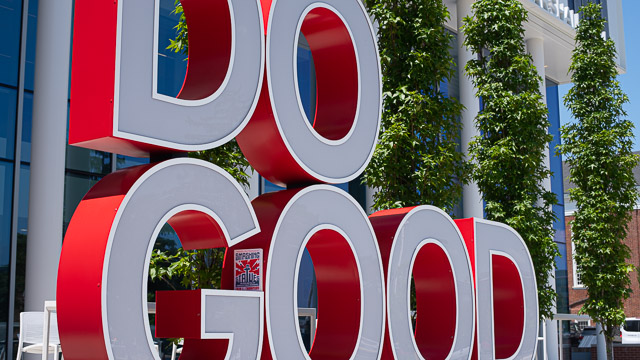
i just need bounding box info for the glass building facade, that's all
[1,1,36,358]
[547,81,569,315]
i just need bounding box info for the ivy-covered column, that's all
[527,37,559,360]
[457,0,483,218]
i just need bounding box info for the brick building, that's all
[564,157,640,319]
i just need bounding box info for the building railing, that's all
[529,0,580,28]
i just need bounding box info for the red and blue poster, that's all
[234,249,263,291]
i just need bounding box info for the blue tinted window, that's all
[553,204,566,244]
[24,0,38,91]
[297,45,316,122]
[0,161,13,268]
[157,0,187,97]
[116,155,149,170]
[18,164,28,236]
[0,160,12,355]
[0,0,22,87]
[0,87,17,160]
[21,91,32,163]
[333,183,348,192]
[546,83,564,205]
[263,178,284,194]
[547,81,569,313]
[297,250,317,308]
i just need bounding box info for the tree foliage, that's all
[463,0,558,319]
[363,0,469,213]
[559,3,638,355]
[149,247,224,290]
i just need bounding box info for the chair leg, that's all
[171,343,177,360]
[16,345,22,360]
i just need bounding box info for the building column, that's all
[527,38,552,201]
[365,186,376,215]
[457,0,483,219]
[24,0,74,311]
[527,37,560,360]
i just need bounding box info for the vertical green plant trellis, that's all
[560,4,638,358]
[363,0,469,214]
[462,0,559,319]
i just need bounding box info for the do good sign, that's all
[58,0,539,359]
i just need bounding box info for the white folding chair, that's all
[16,312,63,360]
[171,339,183,360]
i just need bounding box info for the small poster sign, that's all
[234,249,263,291]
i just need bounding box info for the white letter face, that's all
[386,206,475,360]
[115,0,264,150]
[475,220,539,360]
[265,186,385,359]
[104,159,259,359]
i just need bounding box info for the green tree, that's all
[559,4,638,357]
[362,0,469,213]
[462,0,558,319]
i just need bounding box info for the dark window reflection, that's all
[0,0,22,87]
[63,172,101,235]
[0,160,14,359]
[0,87,17,161]
[24,0,37,91]
[297,39,316,123]
[555,242,569,314]
[11,165,29,357]
[21,92,32,163]
[0,161,14,268]
[297,250,317,309]
[298,316,313,352]
[116,155,149,170]
[65,146,112,175]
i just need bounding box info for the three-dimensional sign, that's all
[58,0,539,359]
